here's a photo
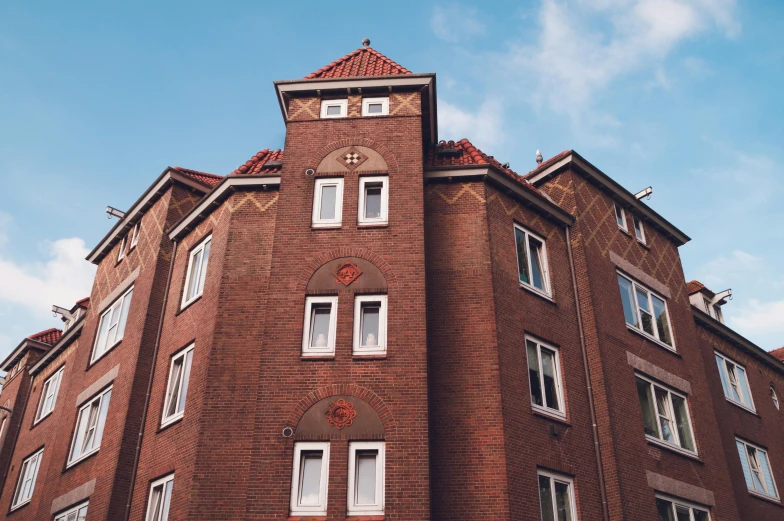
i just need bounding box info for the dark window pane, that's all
[364,185,382,219]
[529,236,546,290]
[541,348,559,411]
[672,395,695,451]
[367,103,383,114]
[636,378,658,437]
[656,498,674,521]
[539,475,555,521]
[361,305,380,346]
[618,275,638,327]
[310,306,332,347]
[652,295,672,345]
[319,185,337,220]
[516,228,529,284]
[528,341,543,407]
[326,105,342,116]
[554,480,572,521]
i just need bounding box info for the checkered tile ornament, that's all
[336,147,368,171]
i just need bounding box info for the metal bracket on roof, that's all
[106,206,126,219]
[634,187,653,200]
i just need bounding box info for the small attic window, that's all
[321,99,347,119]
[362,97,388,117]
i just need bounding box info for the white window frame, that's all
[161,344,195,427]
[772,386,780,410]
[514,224,552,297]
[617,272,675,350]
[130,222,141,249]
[353,295,388,356]
[525,337,566,419]
[11,448,44,510]
[312,178,344,228]
[301,296,339,357]
[54,501,89,521]
[347,441,385,516]
[92,286,134,363]
[34,366,64,424]
[67,387,112,467]
[0,416,7,442]
[714,351,755,412]
[537,469,578,521]
[290,442,330,516]
[633,215,646,244]
[320,99,348,119]
[146,473,174,521]
[181,235,212,308]
[655,494,711,521]
[736,438,779,500]
[361,97,389,117]
[614,203,627,231]
[635,374,697,456]
[357,176,389,226]
[117,235,127,262]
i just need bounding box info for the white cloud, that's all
[431,5,485,43]
[438,98,505,149]
[0,212,10,247]
[729,299,784,350]
[695,250,764,288]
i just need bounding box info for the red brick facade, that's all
[0,46,782,521]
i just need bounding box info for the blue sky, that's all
[0,0,782,358]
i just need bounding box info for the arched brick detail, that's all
[286,384,396,434]
[296,247,398,293]
[306,138,400,175]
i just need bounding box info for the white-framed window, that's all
[301,296,338,357]
[514,224,551,296]
[54,501,89,521]
[361,97,389,117]
[353,295,387,356]
[63,308,82,332]
[636,375,696,454]
[358,176,389,225]
[526,337,565,418]
[714,352,755,411]
[614,204,627,231]
[348,441,385,516]
[92,286,134,363]
[320,99,347,119]
[68,387,112,466]
[772,386,780,410]
[655,494,710,521]
[0,416,7,441]
[130,222,141,249]
[617,272,674,349]
[117,235,127,262]
[34,366,64,423]
[312,178,344,228]
[633,216,646,244]
[736,438,779,500]
[161,344,194,427]
[537,469,577,521]
[290,442,330,516]
[181,235,211,308]
[11,448,44,510]
[146,474,174,521]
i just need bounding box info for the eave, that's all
[527,152,690,246]
[0,338,51,373]
[30,319,85,376]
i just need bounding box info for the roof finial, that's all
[536,150,543,164]
[362,37,371,48]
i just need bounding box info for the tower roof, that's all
[305,46,412,79]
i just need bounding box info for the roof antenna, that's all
[106,206,126,220]
[362,37,371,48]
[535,150,543,164]
[634,187,653,200]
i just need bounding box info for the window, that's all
[181,235,211,307]
[636,375,696,454]
[772,386,780,410]
[117,236,127,262]
[537,470,577,521]
[54,501,89,521]
[361,97,389,117]
[161,344,194,426]
[146,474,174,521]
[92,287,133,362]
[614,204,627,231]
[11,448,43,510]
[63,308,81,332]
[320,99,347,118]
[348,442,385,516]
[358,176,389,225]
[714,352,755,411]
[514,224,551,296]
[633,216,646,244]
[736,438,779,500]
[34,366,64,423]
[526,337,565,418]
[290,442,330,516]
[655,495,710,521]
[353,295,387,356]
[312,178,344,228]
[68,387,112,466]
[713,305,723,322]
[617,273,674,348]
[302,296,338,357]
[0,416,6,441]
[130,222,141,249]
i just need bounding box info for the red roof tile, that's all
[686,280,707,295]
[28,328,62,346]
[171,166,223,187]
[523,150,573,179]
[769,347,784,362]
[305,47,412,79]
[74,297,90,309]
[230,149,284,176]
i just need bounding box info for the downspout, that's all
[0,377,34,492]
[566,226,610,521]
[123,240,178,521]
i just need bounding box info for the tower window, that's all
[321,99,348,119]
[358,176,388,225]
[361,97,389,117]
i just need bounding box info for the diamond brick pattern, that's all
[337,147,368,170]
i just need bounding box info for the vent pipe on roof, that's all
[536,150,543,164]
[362,37,371,48]
[634,187,653,200]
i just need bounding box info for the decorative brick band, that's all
[50,478,95,514]
[286,384,395,434]
[97,267,140,313]
[610,251,671,298]
[627,352,691,394]
[646,471,715,506]
[76,364,119,406]
[297,248,397,293]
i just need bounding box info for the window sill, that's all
[748,490,782,506]
[159,414,184,433]
[645,436,701,462]
[177,294,203,315]
[357,222,389,229]
[636,239,650,250]
[32,411,53,428]
[353,353,387,361]
[532,406,570,426]
[9,499,31,512]
[618,226,631,236]
[347,512,384,518]
[89,340,123,368]
[724,397,759,417]
[289,513,327,519]
[65,448,100,470]
[519,283,555,304]
[300,354,335,361]
[625,325,679,356]
[311,223,342,230]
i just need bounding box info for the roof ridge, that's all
[28,327,62,344]
[304,47,411,80]
[231,148,284,176]
[173,167,223,179]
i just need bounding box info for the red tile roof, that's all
[305,47,412,79]
[524,150,573,179]
[230,149,284,176]
[770,347,784,362]
[686,280,707,295]
[74,297,90,309]
[28,328,62,346]
[171,166,223,187]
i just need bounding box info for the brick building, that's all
[0,43,782,521]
